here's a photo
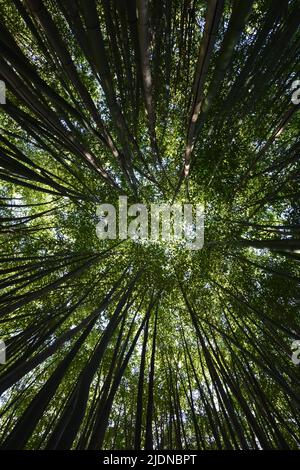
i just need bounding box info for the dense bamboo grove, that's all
[0,0,299,450]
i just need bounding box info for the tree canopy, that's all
[0,0,299,450]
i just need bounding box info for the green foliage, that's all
[0,0,299,450]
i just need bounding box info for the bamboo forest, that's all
[0,0,300,452]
